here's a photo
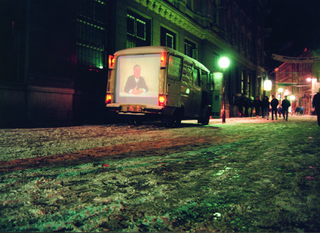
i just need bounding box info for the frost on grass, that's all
[1,117,320,232]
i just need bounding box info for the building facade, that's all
[271,49,320,115]
[0,0,110,126]
[0,0,267,126]
[110,0,268,117]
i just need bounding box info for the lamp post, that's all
[218,57,230,123]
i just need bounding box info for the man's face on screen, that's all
[134,66,141,79]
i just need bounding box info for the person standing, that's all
[271,95,279,120]
[253,96,261,118]
[282,96,291,121]
[249,97,254,117]
[278,104,282,117]
[243,95,250,117]
[235,94,244,117]
[262,96,270,120]
[312,91,320,126]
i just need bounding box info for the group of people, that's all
[295,106,305,115]
[236,94,291,120]
[235,90,320,126]
[253,95,291,121]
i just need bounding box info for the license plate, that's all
[122,105,142,112]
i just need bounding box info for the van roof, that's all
[114,46,210,72]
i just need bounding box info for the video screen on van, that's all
[115,54,161,105]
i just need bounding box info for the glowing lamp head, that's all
[218,57,230,69]
[307,77,312,82]
[278,88,283,93]
[264,80,272,91]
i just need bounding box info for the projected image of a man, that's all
[124,65,149,95]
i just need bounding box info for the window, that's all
[241,70,244,94]
[193,68,200,87]
[76,43,104,71]
[247,74,251,97]
[186,0,193,10]
[201,70,209,86]
[78,0,107,23]
[76,19,105,71]
[127,11,150,48]
[164,0,174,5]
[184,39,197,59]
[77,0,107,72]
[136,19,146,40]
[161,27,176,49]
[168,55,182,80]
[166,33,174,48]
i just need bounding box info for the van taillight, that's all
[108,55,115,69]
[160,52,166,67]
[158,95,165,106]
[106,94,112,104]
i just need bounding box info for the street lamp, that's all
[218,57,230,123]
[264,80,272,91]
[218,57,230,69]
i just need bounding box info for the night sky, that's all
[264,0,320,70]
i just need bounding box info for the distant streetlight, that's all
[264,80,272,91]
[307,77,312,82]
[218,57,230,123]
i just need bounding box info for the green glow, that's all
[218,57,230,69]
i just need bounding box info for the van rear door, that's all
[166,55,182,107]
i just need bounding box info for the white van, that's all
[106,46,214,126]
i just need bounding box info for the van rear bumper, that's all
[106,103,164,115]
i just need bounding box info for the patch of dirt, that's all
[0,131,235,172]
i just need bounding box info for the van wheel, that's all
[164,109,182,127]
[199,107,211,125]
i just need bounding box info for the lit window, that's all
[161,27,176,49]
[126,11,150,48]
[184,39,197,59]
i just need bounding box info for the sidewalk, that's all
[208,114,317,124]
